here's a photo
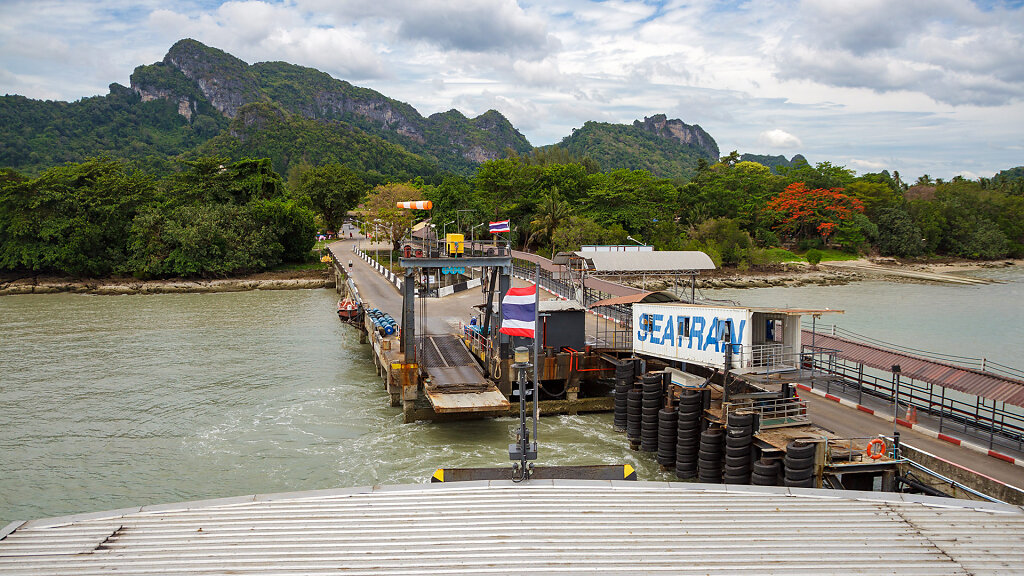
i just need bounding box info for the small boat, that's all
[337,298,360,321]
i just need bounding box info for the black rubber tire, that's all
[677,407,703,419]
[786,441,816,459]
[678,394,703,408]
[723,471,750,485]
[724,462,751,475]
[675,468,698,480]
[751,472,777,486]
[753,460,780,477]
[676,416,701,428]
[700,430,724,448]
[725,435,752,450]
[784,476,815,488]
[785,466,814,482]
[784,454,814,470]
[726,425,753,438]
[725,442,751,456]
[698,455,722,468]
[727,412,754,427]
[724,453,751,468]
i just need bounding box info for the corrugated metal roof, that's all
[3,481,1022,575]
[589,290,680,308]
[578,250,716,273]
[804,331,1024,408]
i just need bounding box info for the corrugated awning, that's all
[577,250,716,273]
[589,290,680,308]
[804,331,1024,407]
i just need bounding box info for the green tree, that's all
[0,158,155,276]
[361,182,423,250]
[875,208,924,257]
[527,189,571,251]
[297,163,367,232]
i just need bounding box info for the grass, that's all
[754,247,863,265]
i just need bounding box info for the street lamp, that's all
[626,235,644,246]
[442,220,455,255]
[471,222,485,255]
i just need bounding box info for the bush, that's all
[805,249,823,265]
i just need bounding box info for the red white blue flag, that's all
[489,220,511,233]
[499,285,536,338]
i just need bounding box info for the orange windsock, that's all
[396,200,433,210]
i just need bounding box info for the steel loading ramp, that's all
[419,335,509,413]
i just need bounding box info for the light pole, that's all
[442,220,455,255]
[471,222,484,255]
[509,346,537,482]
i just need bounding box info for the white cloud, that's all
[1,0,1023,179]
[757,129,802,149]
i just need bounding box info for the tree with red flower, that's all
[764,182,864,243]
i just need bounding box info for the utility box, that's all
[540,300,586,351]
[445,233,464,256]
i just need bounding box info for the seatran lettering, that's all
[636,313,745,354]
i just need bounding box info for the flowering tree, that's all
[764,182,864,243]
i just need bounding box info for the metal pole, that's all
[939,386,946,432]
[533,264,541,447]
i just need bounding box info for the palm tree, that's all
[527,189,571,252]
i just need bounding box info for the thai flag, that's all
[489,220,511,233]
[499,285,536,338]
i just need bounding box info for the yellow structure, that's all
[445,233,464,256]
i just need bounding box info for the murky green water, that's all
[2,269,1021,525]
[0,289,663,526]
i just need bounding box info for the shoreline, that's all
[2,258,1019,297]
[625,258,1023,291]
[0,268,335,296]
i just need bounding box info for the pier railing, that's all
[724,396,810,429]
[802,345,1024,453]
[802,322,1024,381]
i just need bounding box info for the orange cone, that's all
[907,406,918,424]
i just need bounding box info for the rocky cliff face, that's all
[635,114,719,160]
[162,39,261,119]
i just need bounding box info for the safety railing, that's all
[723,396,809,429]
[824,436,892,463]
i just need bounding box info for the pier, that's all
[328,231,1024,500]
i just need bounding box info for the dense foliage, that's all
[0,86,227,177]
[0,157,316,278]
[417,153,1024,265]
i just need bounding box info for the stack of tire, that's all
[674,390,703,479]
[613,367,632,432]
[697,428,725,483]
[639,374,662,452]
[656,405,677,468]
[723,412,755,484]
[626,388,642,448]
[751,459,781,486]
[783,440,817,488]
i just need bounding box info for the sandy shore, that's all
[625,258,1022,291]
[0,268,335,296]
[2,258,1018,296]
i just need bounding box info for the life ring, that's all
[866,438,887,460]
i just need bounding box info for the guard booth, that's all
[633,303,841,375]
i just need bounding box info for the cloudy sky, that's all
[1,0,1022,180]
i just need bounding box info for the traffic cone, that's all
[907,405,918,424]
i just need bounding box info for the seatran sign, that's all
[632,303,752,369]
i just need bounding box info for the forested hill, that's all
[542,114,720,180]
[0,38,532,178]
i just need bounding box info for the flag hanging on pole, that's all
[489,220,511,233]
[499,285,537,338]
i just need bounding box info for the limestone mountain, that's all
[543,114,719,180]
[0,39,531,177]
[131,39,532,174]
[739,153,808,174]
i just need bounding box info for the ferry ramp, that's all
[419,334,508,414]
